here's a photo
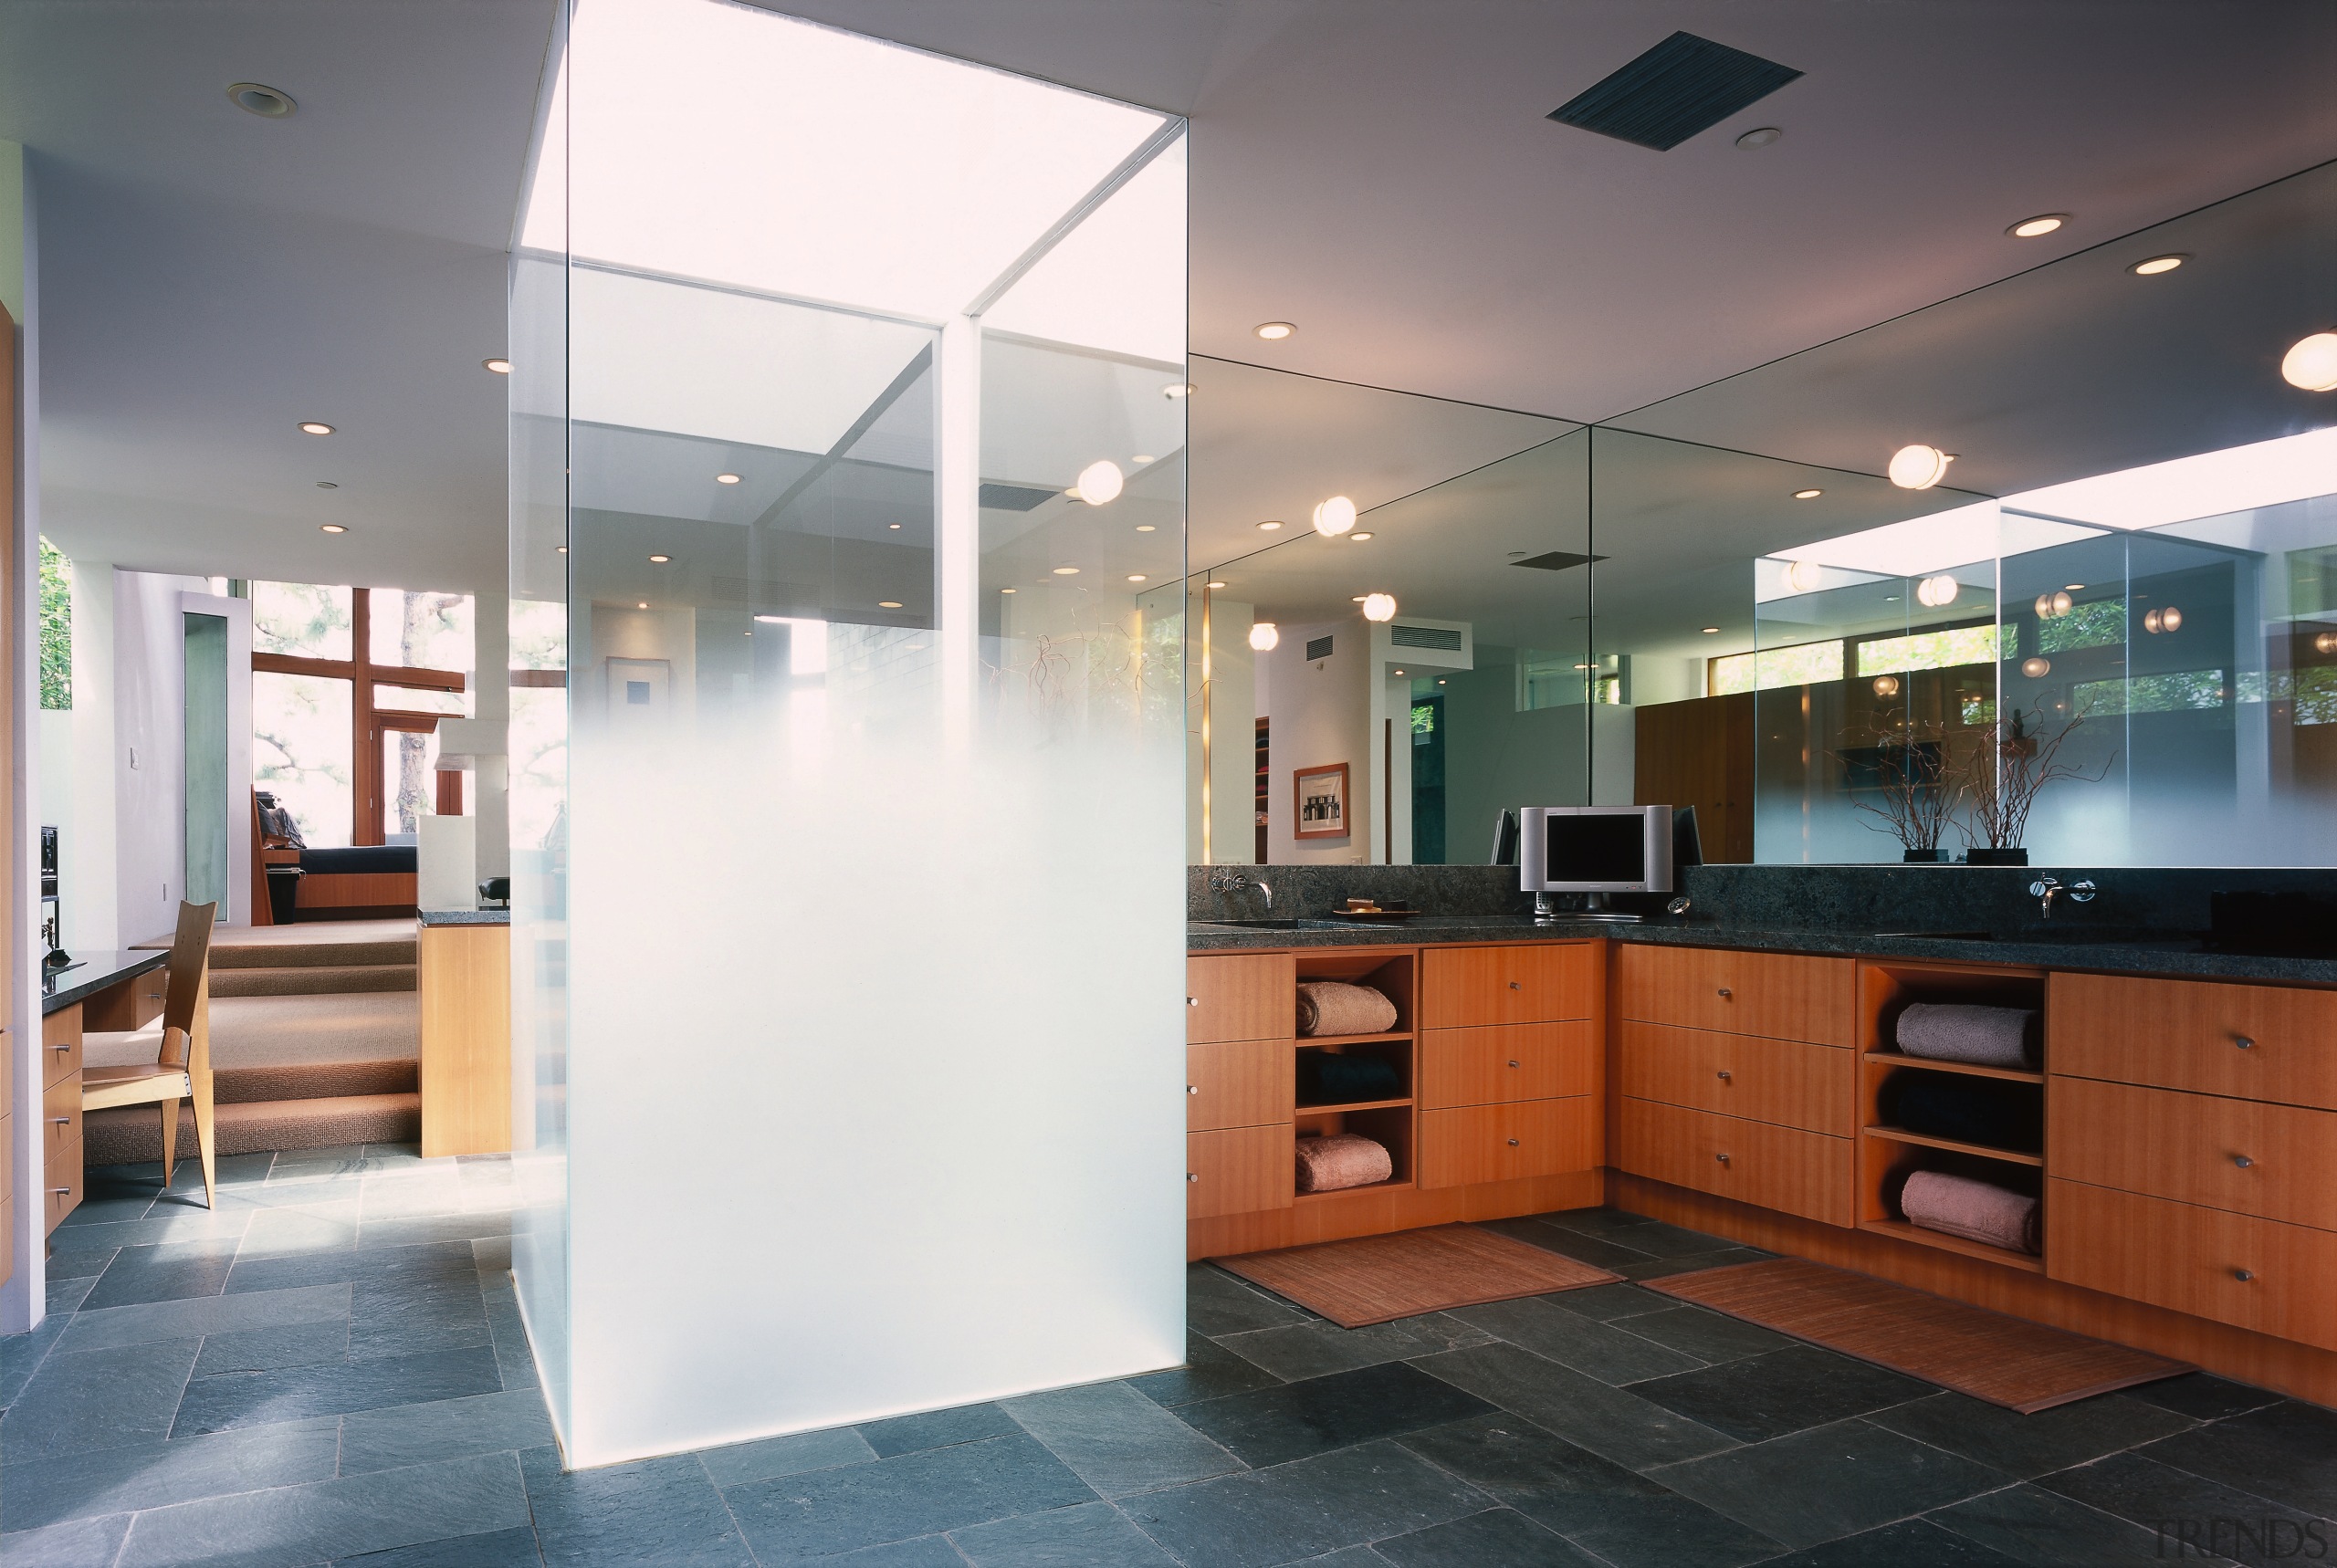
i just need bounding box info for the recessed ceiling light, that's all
[1053,566,1080,575]
[1352,595,1367,602]
[1207,580,1228,589]
[1437,679,1446,685]
[2065,582,2085,591]
[1136,524,1157,532]
[298,421,334,436]
[319,523,347,534]
[316,481,338,489]
[558,545,568,553]
[1734,126,1782,150]
[483,358,512,374]
[1257,520,1283,531]
[1132,455,1155,465]
[754,614,785,622]
[227,82,297,118]
[2007,214,2067,238]
[888,523,901,529]
[648,554,670,563]
[2129,254,2186,276]
[1702,626,1720,634]
[1791,487,1823,499]
[1127,574,1148,583]
[635,601,648,610]
[1350,532,1374,541]
[878,601,904,609]
[716,472,741,485]
[1253,321,1295,340]
[1001,587,1016,594]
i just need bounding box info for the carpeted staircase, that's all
[83,920,424,1165]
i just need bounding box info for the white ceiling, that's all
[5,0,2334,598]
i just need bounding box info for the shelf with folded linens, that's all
[1862,1125,2044,1166]
[1859,1051,2042,1086]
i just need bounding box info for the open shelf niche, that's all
[1293,949,1417,1197]
[1856,958,2049,1273]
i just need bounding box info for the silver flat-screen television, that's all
[1519,805,1673,921]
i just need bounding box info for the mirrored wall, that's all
[1193,159,2336,869]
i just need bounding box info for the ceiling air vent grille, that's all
[1390,625,1464,651]
[1548,32,1801,152]
[1513,550,1609,572]
[979,482,1058,511]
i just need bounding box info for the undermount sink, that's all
[1873,930,1996,942]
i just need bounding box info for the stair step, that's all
[84,1093,422,1166]
[216,1060,416,1103]
[212,965,417,998]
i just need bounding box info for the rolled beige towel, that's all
[1295,981,1398,1038]
[1895,1003,2039,1069]
[1902,1168,2041,1255]
[1294,1133,1393,1193]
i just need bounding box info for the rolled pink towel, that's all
[1296,981,1398,1038]
[1902,1168,2041,1255]
[1294,1134,1392,1193]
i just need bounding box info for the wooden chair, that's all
[81,901,220,1208]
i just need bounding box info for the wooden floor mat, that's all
[1213,1224,1622,1328]
[1648,1256,2191,1413]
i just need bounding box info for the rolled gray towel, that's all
[1295,981,1398,1038]
[1902,1168,2041,1255]
[1894,1003,2039,1069]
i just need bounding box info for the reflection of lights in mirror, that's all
[1249,622,1278,652]
[1784,559,1822,592]
[2143,605,2184,633]
[1362,593,1398,622]
[1871,674,1901,697]
[2022,656,2051,677]
[1887,444,1953,488]
[2284,332,2337,391]
[2318,632,2337,655]
[1075,459,1124,505]
[1350,532,1374,541]
[1256,520,1282,531]
[1791,487,1823,499]
[1915,574,1960,607]
[2034,590,2072,619]
[1313,495,1357,535]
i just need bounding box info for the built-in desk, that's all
[38,949,171,1232]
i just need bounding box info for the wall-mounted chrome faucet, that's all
[1207,869,1273,912]
[2029,876,2096,919]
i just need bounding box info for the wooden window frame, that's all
[251,589,468,846]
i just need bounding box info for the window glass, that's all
[253,671,352,846]
[383,726,443,839]
[253,582,353,660]
[375,684,470,716]
[371,589,475,671]
[1856,625,1999,677]
[1711,640,1845,695]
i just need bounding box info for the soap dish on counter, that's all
[1326,906,1420,924]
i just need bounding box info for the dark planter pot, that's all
[1966,847,2030,866]
[1902,849,1946,863]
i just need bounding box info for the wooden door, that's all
[1633,692,1755,862]
[1187,954,1295,1044]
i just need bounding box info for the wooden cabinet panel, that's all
[1189,1040,1294,1132]
[42,1003,82,1092]
[44,1132,82,1234]
[2047,1178,2337,1353]
[1420,944,1597,1029]
[1420,1022,1597,1110]
[1189,1124,1293,1219]
[41,1075,81,1170]
[1615,946,1854,1045]
[85,963,168,1032]
[1188,954,1296,1045]
[2051,974,2337,1110]
[1619,1098,1854,1227]
[2049,1076,2337,1232]
[1420,1096,1598,1189]
[420,924,513,1158]
[1620,1023,1854,1136]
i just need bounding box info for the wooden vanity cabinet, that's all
[1186,955,1296,1222]
[1418,944,1601,1188]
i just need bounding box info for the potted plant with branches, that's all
[1959,706,2114,866]
[1837,720,1963,862]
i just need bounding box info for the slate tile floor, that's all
[5,1158,2332,1567]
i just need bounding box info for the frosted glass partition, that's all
[512,0,1185,1467]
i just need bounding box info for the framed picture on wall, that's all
[1294,761,1350,841]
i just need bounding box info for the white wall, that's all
[62,559,118,948]
[3,135,37,1334]
[111,568,207,946]
[1264,618,1370,863]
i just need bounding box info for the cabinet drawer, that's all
[1188,1125,1293,1219]
[1187,954,1295,1045]
[1420,1022,1596,1110]
[1619,1099,1853,1227]
[44,1134,83,1234]
[2047,1178,2337,1352]
[2051,973,2337,1110]
[42,1004,83,1092]
[42,1076,82,1169]
[86,964,169,1032]
[1620,1023,1853,1136]
[1188,1040,1294,1132]
[1420,944,1596,1029]
[2049,1076,2337,1232]
[1615,946,1853,1045]
[1420,1096,1598,1189]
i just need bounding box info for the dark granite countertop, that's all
[419,909,511,926]
[1186,915,2337,985]
[42,949,170,1015]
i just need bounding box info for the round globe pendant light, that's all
[1074,459,1124,505]
[2281,331,2337,392]
[1249,622,1280,652]
[1915,574,1960,608]
[1888,444,1954,490]
[1783,559,1823,593]
[1313,496,1357,536]
[1361,592,1398,622]
[1871,674,1901,698]
[2022,657,2052,678]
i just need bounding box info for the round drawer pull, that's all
[1186,1085,1199,1095]
[1507,1060,1521,1068]
[2232,1154,2254,1168]
[2234,1035,2255,1050]
[1186,997,1198,1008]
[1186,1173,1199,1184]
[1716,987,1732,998]
[1715,1152,1731,1165]
[1508,981,1522,990]
[1716,1070,1732,1082]
[1507,1138,1520,1147]
[2233,1268,2255,1282]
